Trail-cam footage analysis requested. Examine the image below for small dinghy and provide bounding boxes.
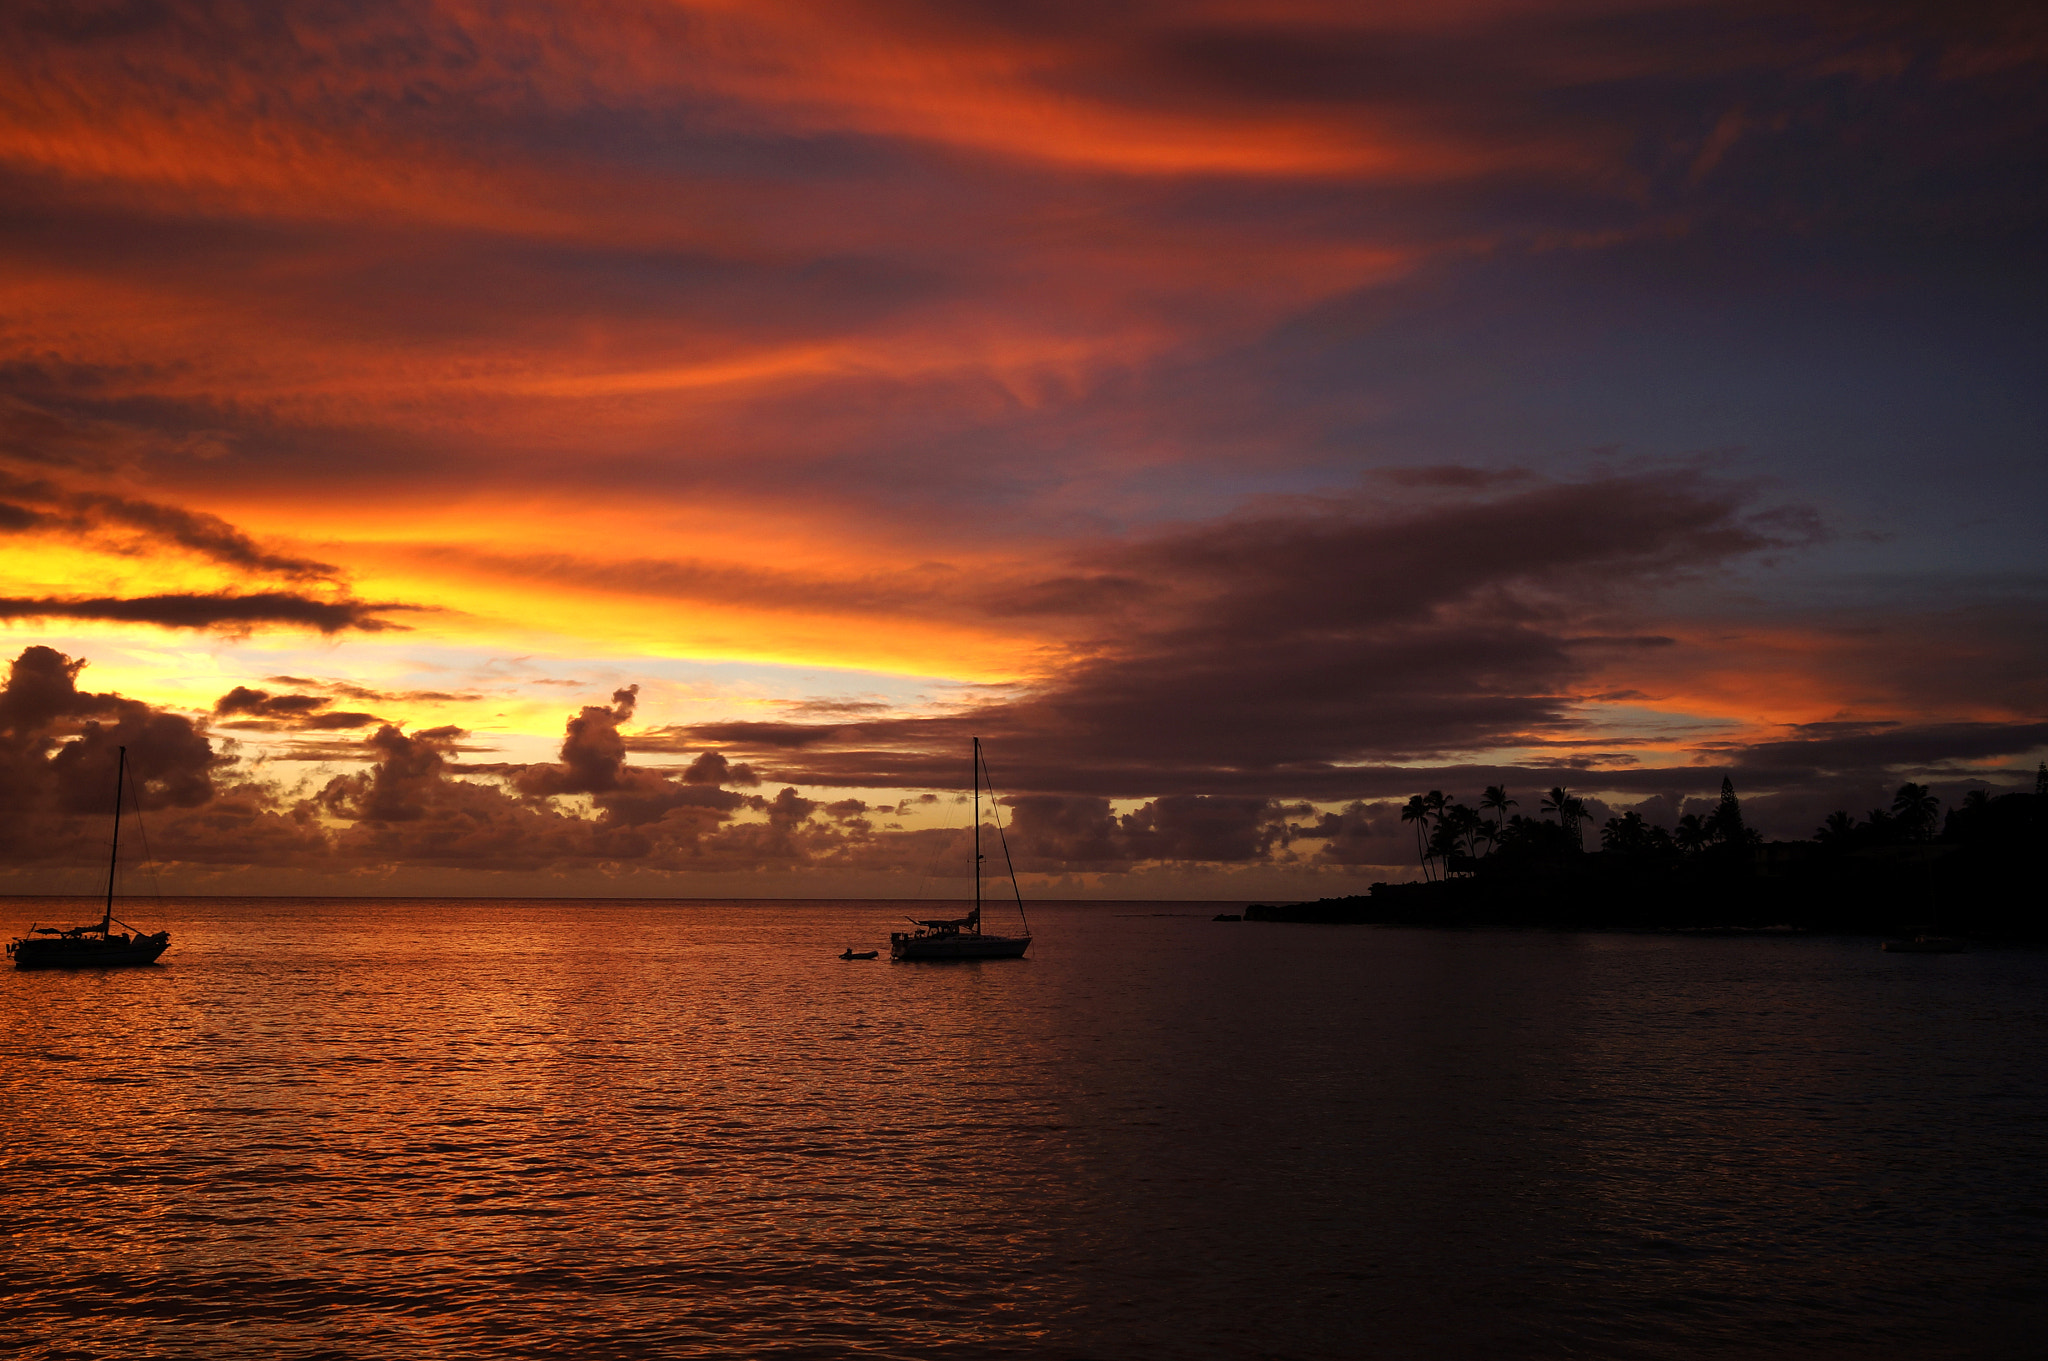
[839,948,879,960]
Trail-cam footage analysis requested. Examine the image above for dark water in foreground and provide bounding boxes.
[3,899,2044,1360]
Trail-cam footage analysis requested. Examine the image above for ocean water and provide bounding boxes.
[3,898,2044,1360]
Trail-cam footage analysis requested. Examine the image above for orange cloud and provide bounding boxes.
[2,0,2040,890]
[1592,611,2048,740]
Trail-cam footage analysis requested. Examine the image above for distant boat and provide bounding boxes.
[8,746,171,970]
[1881,936,1967,954]
[839,948,879,960]
[891,738,1032,962]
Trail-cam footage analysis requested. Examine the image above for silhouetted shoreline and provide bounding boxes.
[1256,776,2046,940]
[1251,796,2042,941]
[1244,837,2042,940]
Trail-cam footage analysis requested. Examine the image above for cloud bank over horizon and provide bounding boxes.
[0,0,2041,892]
[3,624,2040,897]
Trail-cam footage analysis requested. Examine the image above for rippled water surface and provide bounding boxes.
[4,898,2045,1359]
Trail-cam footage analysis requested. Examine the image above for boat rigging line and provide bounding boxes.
[976,740,1029,938]
[117,747,170,931]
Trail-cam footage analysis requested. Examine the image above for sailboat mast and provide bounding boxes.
[102,745,125,935]
[972,737,982,925]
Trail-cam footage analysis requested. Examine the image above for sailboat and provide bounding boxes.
[7,746,172,969]
[890,738,1032,961]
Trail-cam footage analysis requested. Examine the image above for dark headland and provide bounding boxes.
[1245,780,2046,941]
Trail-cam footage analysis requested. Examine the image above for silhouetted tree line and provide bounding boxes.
[1398,776,1756,881]
[1250,763,2048,939]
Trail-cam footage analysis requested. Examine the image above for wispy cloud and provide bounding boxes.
[0,592,418,633]
[0,469,336,579]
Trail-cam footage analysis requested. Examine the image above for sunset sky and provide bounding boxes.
[2,0,2043,896]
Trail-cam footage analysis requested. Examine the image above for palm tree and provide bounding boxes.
[1423,790,1453,875]
[1674,813,1709,854]
[1479,785,1514,852]
[1892,782,1940,841]
[1451,803,1485,859]
[1600,810,1668,856]
[1427,804,1486,876]
[1815,809,1856,848]
[1427,817,1461,875]
[1541,786,1586,848]
[1401,795,1433,882]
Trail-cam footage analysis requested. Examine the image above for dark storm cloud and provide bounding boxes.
[662,721,860,751]
[512,685,752,828]
[754,786,818,827]
[213,684,384,731]
[1718,721,2048,782]
[296,711,380,730]
[0,645,219,857]
[305,716,883,873]
[668,470,1819,792]
[0,645,107,741]
[1000,795,1125,866]
[986,792,1331,869]
[0,592,417,633]
[310,718,1320,876]
[681,750,759,787]
[217,686,329,719]
[516,686,639,797]
[1002,794,1286,868]
[82,491,336,580]
[0,468,337,580]
[319,724,467,824]
[210,686,377,736]
[630,466,2043,839]
[1290,800,1412,868]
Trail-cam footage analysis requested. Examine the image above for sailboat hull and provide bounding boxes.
[891,933,1030,961]
[10,936,169,969]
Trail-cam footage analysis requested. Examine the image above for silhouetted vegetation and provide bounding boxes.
[1246,765,2048,940]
